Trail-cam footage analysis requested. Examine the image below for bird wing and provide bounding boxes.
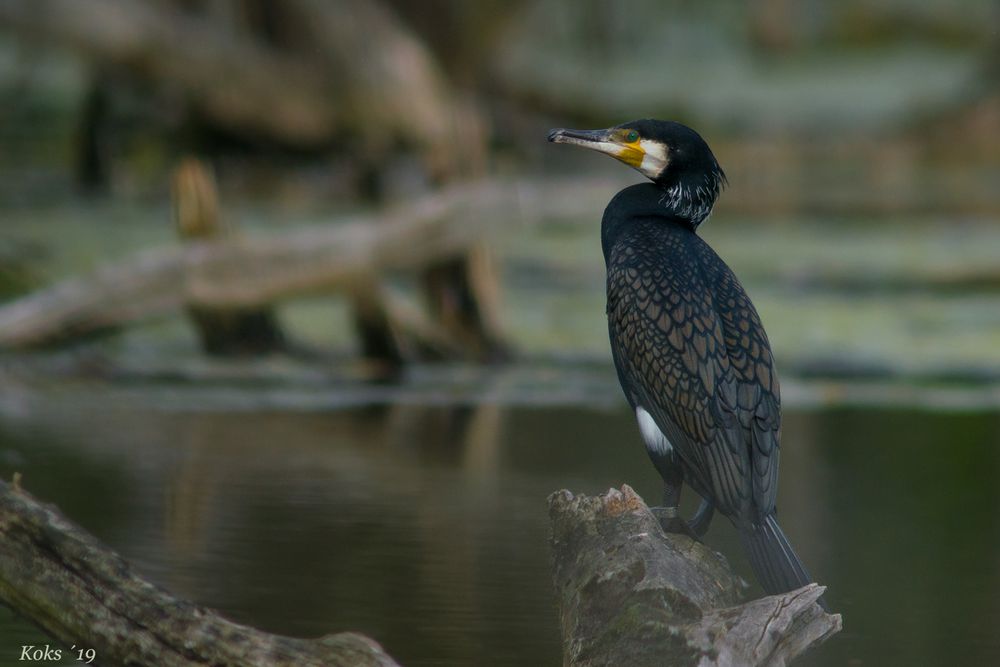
[607,225,780,519]
[698,238,782,516]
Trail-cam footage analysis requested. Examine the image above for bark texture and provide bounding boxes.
[549,486,841,667]
[0,478,400,667]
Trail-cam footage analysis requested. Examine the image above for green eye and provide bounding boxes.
[625,130,639,143]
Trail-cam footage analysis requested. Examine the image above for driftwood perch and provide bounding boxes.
[0,478,401,667]
[549,486,840,667]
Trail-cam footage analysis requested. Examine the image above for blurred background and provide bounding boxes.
[0,1,998,665]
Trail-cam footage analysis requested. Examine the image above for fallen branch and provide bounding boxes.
[0,176,626,350]
[0,478,400,667]
[549,486,840,667]
[0,182,525,349]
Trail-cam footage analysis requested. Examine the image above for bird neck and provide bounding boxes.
[601,182,700,262]
[655,172,720,228]
[611,179,717,226]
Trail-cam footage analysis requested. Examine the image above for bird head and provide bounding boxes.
[548,119,726,227]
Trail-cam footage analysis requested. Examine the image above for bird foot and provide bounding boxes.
[650,506,700,540]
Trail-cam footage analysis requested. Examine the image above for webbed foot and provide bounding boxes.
[650,506,700,540]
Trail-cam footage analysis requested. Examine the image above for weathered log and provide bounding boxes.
[173,158,287,356]
[0,176,624,351]
[549,486,840,667]
[0,182,522,349]
[0,477,401,667]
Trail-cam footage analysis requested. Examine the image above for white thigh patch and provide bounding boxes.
[636,407,672,456]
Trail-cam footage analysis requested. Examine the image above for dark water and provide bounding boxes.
[1,396,998,667]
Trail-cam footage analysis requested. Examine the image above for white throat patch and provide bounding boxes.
[637,139,668,180]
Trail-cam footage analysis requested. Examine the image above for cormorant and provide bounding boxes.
[548,119,821,603]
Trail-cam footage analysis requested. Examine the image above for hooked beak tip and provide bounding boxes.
[547,127,610,147]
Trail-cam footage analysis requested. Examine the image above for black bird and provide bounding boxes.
[549,119,821,602]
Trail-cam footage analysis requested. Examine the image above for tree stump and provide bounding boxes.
[549,485,841,667]
[173,157,287,356]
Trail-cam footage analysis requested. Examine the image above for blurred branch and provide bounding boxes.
[271,0,500,359]
[549,486,841,666]
[0,478,401,667]
[0,0,509,359]
[0,179,547,349]
[282,0,459,169]
[0,0,462,155]
[0,0,340,145]
[172,157,287,356]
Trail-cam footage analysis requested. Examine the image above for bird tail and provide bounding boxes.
[738,514,827,609]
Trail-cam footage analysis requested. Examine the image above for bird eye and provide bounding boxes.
[625,130,639,143]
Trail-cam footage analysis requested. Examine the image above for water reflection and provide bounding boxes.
[0,397,998,666]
